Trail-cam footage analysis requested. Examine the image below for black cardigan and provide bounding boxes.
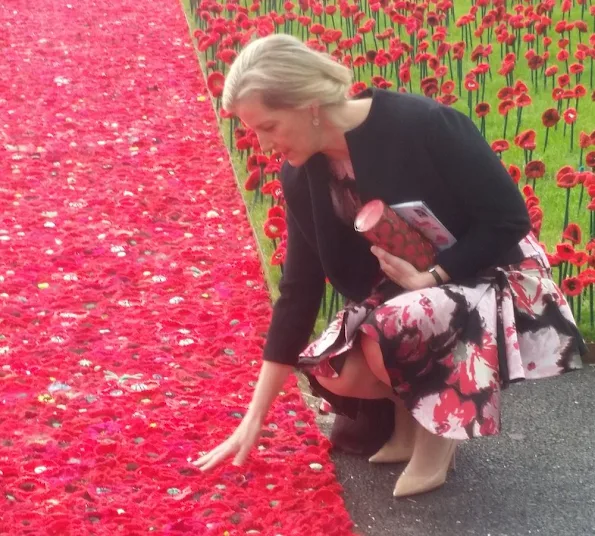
[263,88,531,366]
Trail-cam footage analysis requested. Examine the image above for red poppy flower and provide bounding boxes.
[587,151,595,168]
[525,160,545,179]
[561,277,583,297]
[349,81,368,97]
[557,243,576,261]
[420,77,439,97]
[547,253,561,267]
[235,136,252,151]
[544,65,559,77]
[514,130,537,150]
[498,99,515,116]
[497,60,515,76]
[267,205,285,219]
[464,77,479,91]
[563,223,582,245]
[513,80,528,95]
[437,94,458,106]
[558,73,571,87]
[436,42,451,58]
[516,94,532,107]
[309,23,325,35]
[569,63,584,75]
[563,108,578,124]
[508,164,521,184]
[435,65,449,78]
[557,171,579,189]
[557,50,570,63]
[441,80,455,94]
[571,252,589,267]
[207,71,225,98]
[526,196,540,209]
[261,179,283,200]
[353,55,366,68]
[452,41,466,60]
[552,88,564,101]
[579,132,592,150]
[372,76,393,90]
[244,170,261,191]
[270,245,286,266]
[475,102,491,117]
[427,12,440,27]
[575,85,587,98]
[497,87,514,100]
[398,63,411,84]
[216,48,237,65]
[579,268,595,286]
[491,139,510,153]
[263,217,286,239]
[541,108,560,127]
[522,185,535,197]
[527,55,544,70]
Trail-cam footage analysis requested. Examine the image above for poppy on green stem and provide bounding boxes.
[557,243,576,261]
[491,139,509,154]
[514,129,537,151]
[508,164,521,184]
[561,277,583,297]
[562,223,582,245]
[525,160,545,180]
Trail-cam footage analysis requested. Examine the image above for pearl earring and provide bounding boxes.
[312,117,320,127]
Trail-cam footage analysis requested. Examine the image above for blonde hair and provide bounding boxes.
[222,33,352,112]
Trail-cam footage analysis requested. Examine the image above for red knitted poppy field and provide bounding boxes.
[0,1,354,534]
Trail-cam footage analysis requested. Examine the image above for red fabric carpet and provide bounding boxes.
[0,1,355,534]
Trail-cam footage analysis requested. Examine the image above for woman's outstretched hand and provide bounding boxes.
[193,360,294,472]
[194,414,264,471]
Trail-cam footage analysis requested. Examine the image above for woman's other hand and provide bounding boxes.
[371,246,445,290]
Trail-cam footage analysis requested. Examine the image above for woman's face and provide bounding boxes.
[234,93,321,167]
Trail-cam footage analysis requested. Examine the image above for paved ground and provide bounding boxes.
[313,365,595,536]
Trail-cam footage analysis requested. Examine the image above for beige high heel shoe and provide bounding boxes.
[393,424,460,498]
[368,399,416,464]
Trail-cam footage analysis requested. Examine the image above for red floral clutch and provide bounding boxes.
[354,199,436,272]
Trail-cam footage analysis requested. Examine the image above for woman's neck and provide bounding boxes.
[319,98,373,161]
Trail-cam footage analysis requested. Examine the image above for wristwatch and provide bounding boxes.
[428,266,444,285]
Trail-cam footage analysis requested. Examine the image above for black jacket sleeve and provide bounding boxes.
[427,104,531,280]
[262,204,326,366]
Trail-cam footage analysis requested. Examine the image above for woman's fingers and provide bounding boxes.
[194,440,236,471]
[232,441,253,467]
[200,446,233,471]
[379,260,399,280]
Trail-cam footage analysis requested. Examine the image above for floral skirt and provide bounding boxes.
[298,235,586,440]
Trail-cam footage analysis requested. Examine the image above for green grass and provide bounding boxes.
[181,0,595,339]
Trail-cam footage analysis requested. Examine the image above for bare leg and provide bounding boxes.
[315,343,397,401]
[360,334,417,463]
